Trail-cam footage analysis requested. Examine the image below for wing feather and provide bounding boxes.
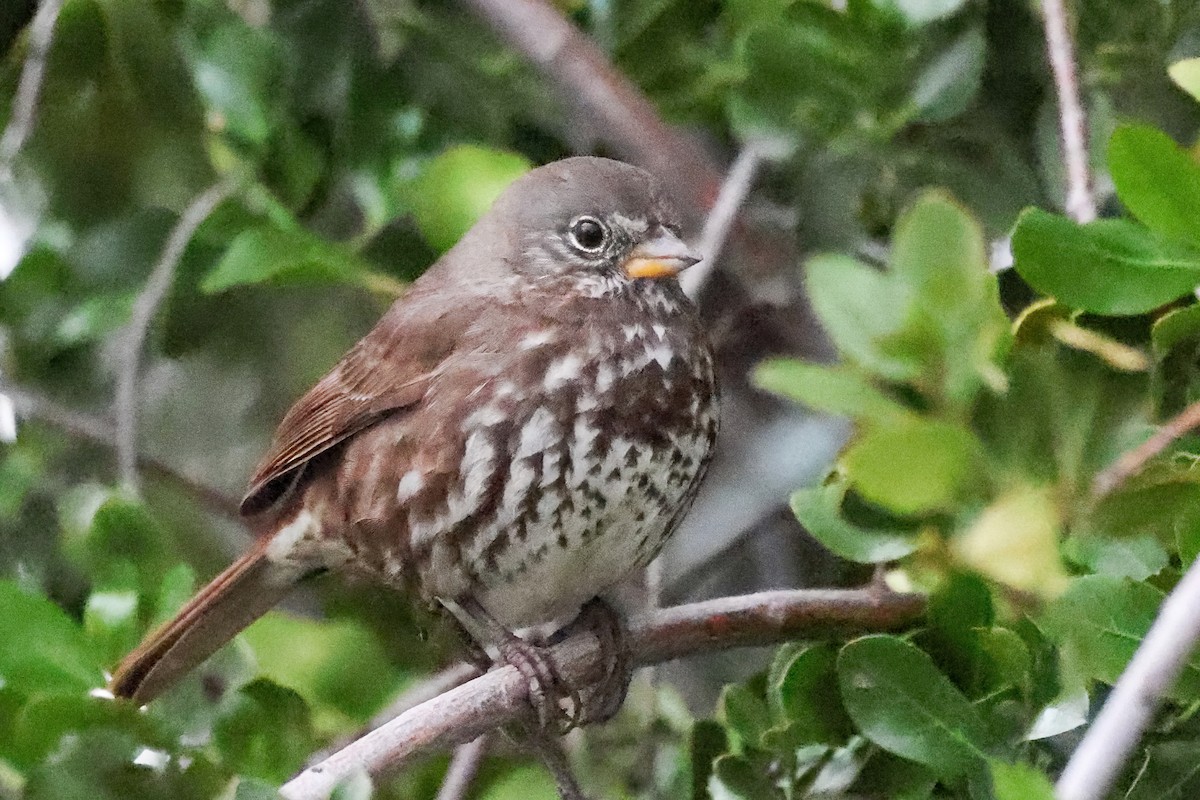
[239,284,479,515]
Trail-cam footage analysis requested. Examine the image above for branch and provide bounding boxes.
[280,587,925,800]
[434,735,490,800]
[1041,0,1096,224]
[0,0,64,182]
[1,381,241,519]
[1056,557,1200,800]
[681,144,766,300]
[1091,399,1200,498]
[115,176,239,490]
[458,0,721,210]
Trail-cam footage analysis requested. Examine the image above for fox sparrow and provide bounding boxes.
[110,157,719,727]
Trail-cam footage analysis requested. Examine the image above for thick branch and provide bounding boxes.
[281,587,925,800]
[115,176,238,490]
[1041,0,1096,223]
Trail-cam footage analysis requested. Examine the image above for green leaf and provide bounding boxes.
[234,779,282,800]
[953,485,1069,597]
[766,643,851,744]
[190,23,281,148]
[407,145,531,252]
[83,587,140,666]
[690,720,728,800]
[1152,304,1200,355]
[241,612,404,724]
[709,754,778,800]
[1125,740,1200,800]
[75,494,171,595]
[718,683,770,753]
[1011,209,1200,315]
[843,419,979,515]
[990,759,1055,800]
[202,226,371,293]
[213,679,316,784]
[892,191,989,306]
[806,254,921,382]
[1108,125,1200,247]
[1041,576,1200,700]
[753,359,911,424]
[837,635,992,779]
[0,581,102,694]
[1063,534,1168,580]
[790,480,917,563]
[910,28,985,123]
[479,765,559,800]
[1169,57,1200,104]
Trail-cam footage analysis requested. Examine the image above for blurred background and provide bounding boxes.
[2,1,1200,798]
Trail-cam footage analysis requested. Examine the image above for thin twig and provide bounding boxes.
[115,176,239,491]
[434,735,491,800]
[1092,399,1200,498]
[681,145,765,300]
[280,587,925,800]
[0,0,64,182]
[1,381,242,518]
[1056,558,1200,800]
[1041,0,1096,224]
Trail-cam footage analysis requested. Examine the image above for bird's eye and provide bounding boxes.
[568,216,608,253]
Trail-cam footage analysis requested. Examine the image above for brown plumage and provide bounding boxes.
[111,157,719,706]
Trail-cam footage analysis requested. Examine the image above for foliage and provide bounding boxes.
[3,0,1200,799]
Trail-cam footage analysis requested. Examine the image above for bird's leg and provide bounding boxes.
[446,596,582,734]
[549,597,632,725]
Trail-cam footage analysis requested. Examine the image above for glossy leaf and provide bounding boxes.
[838,635,993,778]
[790,480,917,563]
[842,418,979,515]
[1042,576,1200,700]
[1011,210,1200,315]
[1108,125,1200,247]
[407,145,531,252]
[0,581,102,694]
[753,359,911,424]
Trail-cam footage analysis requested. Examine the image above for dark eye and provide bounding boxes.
[568,216,608,253]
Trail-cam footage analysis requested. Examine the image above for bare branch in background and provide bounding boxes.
[1041,0,1097,224]
[1,381,242,518]
[280,587,926,800]
[682,144,766,299]
[459,0,721,211]
[115,176,240,490]
[434,735,491,800]
[1056,560,1200,800]
[0,0,64,182]
[1092,399,1200,498]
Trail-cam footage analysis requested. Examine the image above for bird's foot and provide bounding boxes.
[550,597,632,726]
[448,596,582,735]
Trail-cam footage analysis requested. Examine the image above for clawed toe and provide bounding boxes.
[499,636,582,734]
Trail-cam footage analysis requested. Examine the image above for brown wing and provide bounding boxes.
[239,284,481,516]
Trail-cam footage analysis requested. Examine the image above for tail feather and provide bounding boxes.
[110,546,301,703]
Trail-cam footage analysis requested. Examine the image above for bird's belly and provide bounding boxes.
[466,436,699,628]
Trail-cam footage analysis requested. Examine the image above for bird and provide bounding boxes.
[110,156,720,726]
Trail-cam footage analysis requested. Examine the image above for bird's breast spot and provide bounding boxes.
[514,406,560,458]
[543,354,584,390]
[520,330,557,350]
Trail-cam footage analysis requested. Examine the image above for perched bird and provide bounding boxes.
[111,157,719,725]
